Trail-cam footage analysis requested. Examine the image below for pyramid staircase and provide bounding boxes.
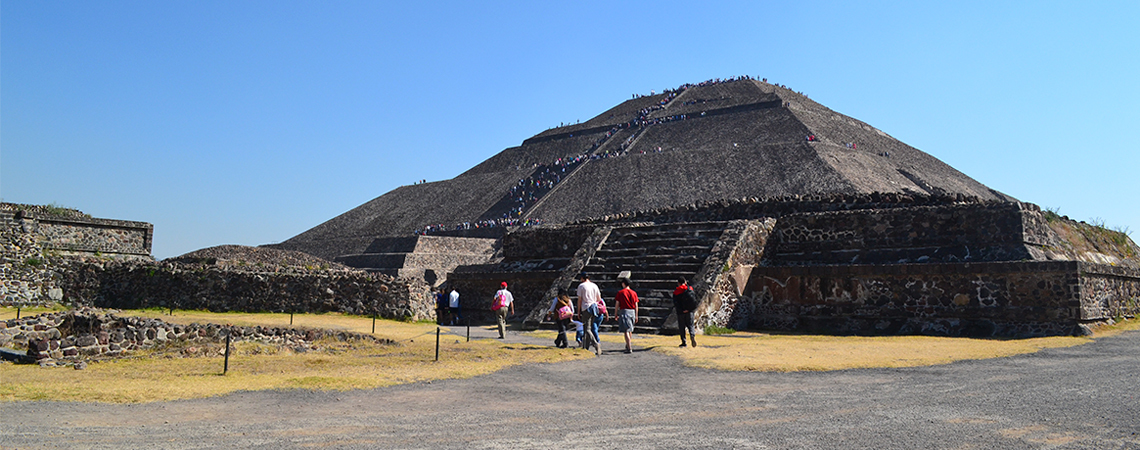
[538,221,729,334]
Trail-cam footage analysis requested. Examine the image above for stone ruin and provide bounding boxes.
[268,77,1139,337]
[1,203,436,322]
[1,308,395,367]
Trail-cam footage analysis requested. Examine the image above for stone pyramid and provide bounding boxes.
[275,78,1013,261]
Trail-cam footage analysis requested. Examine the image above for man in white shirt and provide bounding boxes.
[575,272,602,355]
[448,289,461,325]
[494,282,514,339]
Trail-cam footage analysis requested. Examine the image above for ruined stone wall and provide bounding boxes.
[0,204,153,258]
[502,224,595,259]
[2,212,62,305]
[764,203,1039,265]
[731,261,1139,337]
[695,219,776,331]
[3,309,393,366]
[33,217,152,257]
[48,259,434,321]
[1079,265,1140,321]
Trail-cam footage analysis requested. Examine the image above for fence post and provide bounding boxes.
[223,329,232,375]
[372,315,376,334]
[435,327,440,361]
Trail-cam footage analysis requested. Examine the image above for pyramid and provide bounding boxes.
[274,78,1012,261]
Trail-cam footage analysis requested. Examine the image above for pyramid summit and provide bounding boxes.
[276,77,1012,261]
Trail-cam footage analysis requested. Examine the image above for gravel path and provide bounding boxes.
[3,328,1138,449]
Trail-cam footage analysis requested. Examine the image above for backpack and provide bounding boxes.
[676,287,698,311]
[557,305,574,320]
[491,292,505,311]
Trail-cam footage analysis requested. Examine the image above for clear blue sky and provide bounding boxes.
[3,1,1137,259]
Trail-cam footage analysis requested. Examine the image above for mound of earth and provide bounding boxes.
[168,245,354,271]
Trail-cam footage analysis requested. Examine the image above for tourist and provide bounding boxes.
[575,272,602,355]
[549,287,574,348]
[434,287,448,325]
[493,282,514,339]
[448,288,461,325]
[672,277,698,347]
[614,278,639,354]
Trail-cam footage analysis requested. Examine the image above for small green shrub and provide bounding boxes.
[23,257,43,267]
[704,325,736,335]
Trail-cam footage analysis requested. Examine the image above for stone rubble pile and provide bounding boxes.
[0,308,394,367]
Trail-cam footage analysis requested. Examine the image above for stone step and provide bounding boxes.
[591,253,707,263]
[610,222,729,235]
[606,235,720,250]
[585,260,704,272]
[581,270,697,281]
[592,246,713,258]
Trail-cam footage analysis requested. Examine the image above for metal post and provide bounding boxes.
[223,330,231,375]
[435,327,440,361]
[289,311,294,326]
[372,315,376,334]
[15,306,20,320]
[466,316,470,342]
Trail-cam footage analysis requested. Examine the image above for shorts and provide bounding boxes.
[617,309,636,332]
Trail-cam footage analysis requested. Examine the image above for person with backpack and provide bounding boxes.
[673,277,698,347]
[492,282,514,339]
[548,287,574,348]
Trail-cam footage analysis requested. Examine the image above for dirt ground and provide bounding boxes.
[3,326,1138,449]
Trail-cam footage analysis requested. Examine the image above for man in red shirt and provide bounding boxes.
[614,278,639,354]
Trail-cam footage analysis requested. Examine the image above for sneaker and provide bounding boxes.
[679,342,687,348]
[624,348,632,354]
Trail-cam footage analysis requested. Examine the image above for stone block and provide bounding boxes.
[76,335,97,347]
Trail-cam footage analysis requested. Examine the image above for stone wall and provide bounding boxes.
[764,203,1041,265]
[446,271,561,324]
[34,217,152,257]
[501,224,596,260]
[3,309,394,366]
[692,219,776,331]
[1080,265,1140,321]
[727,261,1140,337]
[50,259,434,321]
[1,204,153,258]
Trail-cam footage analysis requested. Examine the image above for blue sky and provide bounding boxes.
[3,1,1137,259]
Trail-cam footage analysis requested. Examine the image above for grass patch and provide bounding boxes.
[704,325,736,335]
[0,304,69,320]
[633,324,1139,372]
[0,310,592,403]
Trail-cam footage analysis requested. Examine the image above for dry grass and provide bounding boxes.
[0,304,69,321]
[0,309,591,403]
[3,308,1136,403]
[534,319,1139,372]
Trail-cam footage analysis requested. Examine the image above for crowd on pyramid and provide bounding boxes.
[413,76,819,236]
[414,217,545,235]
